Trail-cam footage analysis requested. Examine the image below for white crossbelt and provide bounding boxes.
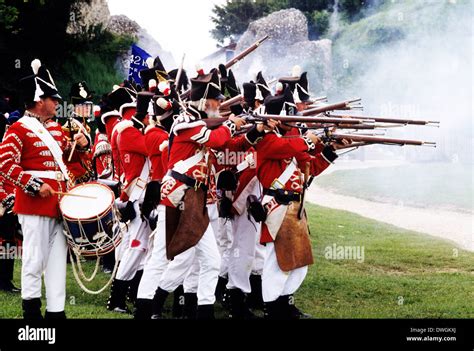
[24,170,66,181]
[172,149,205,174]
[19,116,70,180]
[262,157,298,205]
[125,160,151,202]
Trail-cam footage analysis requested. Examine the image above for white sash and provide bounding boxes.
[262,158,297,205]
[272,158,297,190]
[125,160,151,202]
[19,116,69,180]
[172,149,205,174]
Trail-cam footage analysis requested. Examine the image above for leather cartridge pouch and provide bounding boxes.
[274,202,313,272]
[165,187,209,260]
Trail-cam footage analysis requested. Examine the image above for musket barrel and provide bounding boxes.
[328,114,440,126]
[225,35,269,69]
[301,100,361,116]
[330,133,434,146]
[180,36,269,101]
[220,94,243,110]
[253,114,364,124]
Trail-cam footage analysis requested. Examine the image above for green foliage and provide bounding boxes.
[311,9,331,38]
[0,3,19,32]
[210,0,273,43]
[211,0,371,42]
[0,0,133,109]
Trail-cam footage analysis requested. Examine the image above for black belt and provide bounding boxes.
[263,188,301,205]
[168,170,207,191]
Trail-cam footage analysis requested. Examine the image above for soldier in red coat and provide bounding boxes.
[255,83,352,319]
[0,59,88,319]
[64,81,95,185]
[106,92,155,313]
[134,90,178,320]
[149,69,246,320]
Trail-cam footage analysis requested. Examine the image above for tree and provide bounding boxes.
[210,0,273,44]
[211,0,372,43]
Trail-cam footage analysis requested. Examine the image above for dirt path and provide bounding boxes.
[307,161,473,252]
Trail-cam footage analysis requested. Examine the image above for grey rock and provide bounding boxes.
[234,9,332,94]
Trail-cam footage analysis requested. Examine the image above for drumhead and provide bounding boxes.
[60,182,114,220]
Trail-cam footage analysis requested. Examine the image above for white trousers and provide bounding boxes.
[252,234,266,275]
[215,216,233,277]
[137,205,169,299]
[116,200,152,281]
[226,210,261,293]
[159,204,221,305]
[262,242,308,302]
[19,214,67,312]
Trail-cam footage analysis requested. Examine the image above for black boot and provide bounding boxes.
[215,276,227,303]
[22,298,43,320]
[0,279,20,293]
[0,258,19,293]
[172,285,184,318]
[247,274,263,310]
[196,304,215,320]
[107,279,130,313]
[283,294,312,319]
[134,298,153,320]
[45,311,66,319]
[127,270,143,304]
[264,297,288,320]
[183,293,198,320]
[151,288,169,319]
[228,288,258,320]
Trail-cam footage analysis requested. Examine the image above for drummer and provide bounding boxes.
[0,59,89,319]
[65,81,94,185]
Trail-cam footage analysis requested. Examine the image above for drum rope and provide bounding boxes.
[69,247,119,295]
[73,250,101,282]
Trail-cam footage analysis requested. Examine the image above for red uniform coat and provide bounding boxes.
[116,121,148,201]
[160,121,235,208]
[255,131,336,243]
[0,118,84,218]
[145,126,169,181]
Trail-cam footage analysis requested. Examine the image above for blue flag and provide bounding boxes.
[129,44,151,85]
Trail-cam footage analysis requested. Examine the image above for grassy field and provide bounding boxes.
[315,163,473,213]
[1,204,473,319]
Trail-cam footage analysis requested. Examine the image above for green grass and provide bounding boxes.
[315,163,473,213]
[1,204,473,319]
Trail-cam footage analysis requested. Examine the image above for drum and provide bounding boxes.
[60,182,122,257]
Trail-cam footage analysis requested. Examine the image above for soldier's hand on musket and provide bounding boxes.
[305,131,322,145]
[229,116,246,130]
[39,183,55,198]
[73,132,88,148]
[258,118,278,132]
[331,138,352,150]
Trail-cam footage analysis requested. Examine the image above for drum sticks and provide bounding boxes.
[54,191,97,199]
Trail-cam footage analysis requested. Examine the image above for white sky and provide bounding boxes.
[108,0,226,65]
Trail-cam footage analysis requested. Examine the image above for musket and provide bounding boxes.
[224,35,269,69]
[305,96,329,106]
[220,94,243,110]
[284,122,405,130]
[174,53,186,95]
[180,36,270,100]
[219,77,278,112]
[327,114,440,127]
[203,114,365,129]
[324,132,437,147]
[301,98,363,116]
[252,114,364,125]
